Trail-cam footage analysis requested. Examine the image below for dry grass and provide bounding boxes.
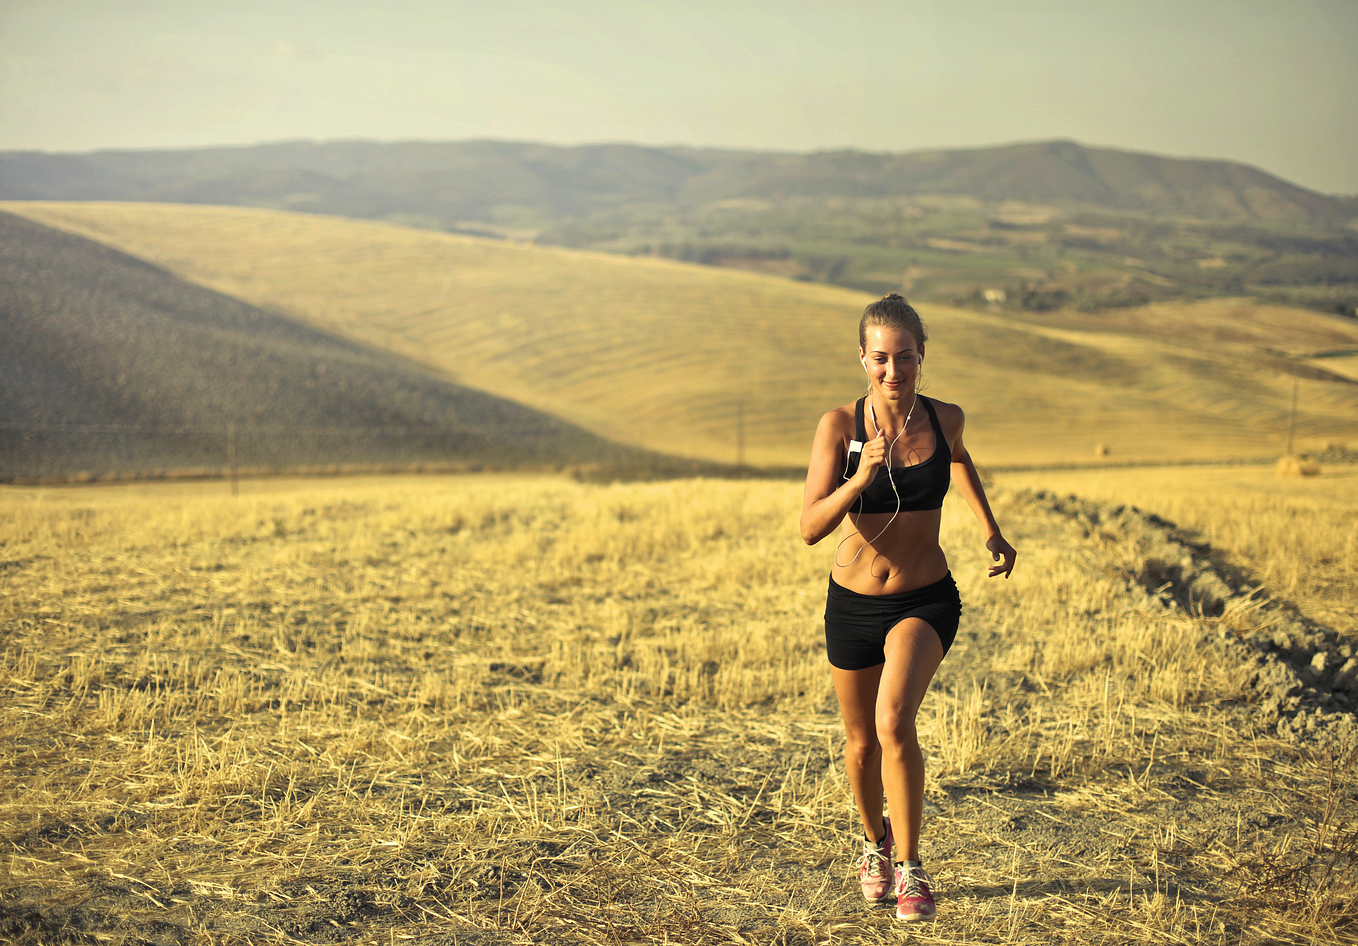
[8,202,1358,468]
[3,474,1356,944]
[996,463,1358,639]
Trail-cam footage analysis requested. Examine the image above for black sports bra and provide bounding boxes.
[841,396,951,514]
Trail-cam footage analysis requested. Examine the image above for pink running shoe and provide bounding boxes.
[858,817,894,901]
[894,862,937,921]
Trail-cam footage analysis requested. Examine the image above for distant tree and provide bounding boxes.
[1019,284,1070,312]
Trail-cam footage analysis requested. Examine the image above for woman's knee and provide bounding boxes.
[843,728,880,766]
[875,709,920,753]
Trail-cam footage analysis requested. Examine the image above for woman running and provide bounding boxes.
[800,293,1016,921]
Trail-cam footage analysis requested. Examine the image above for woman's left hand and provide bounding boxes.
[986,534,1017,578]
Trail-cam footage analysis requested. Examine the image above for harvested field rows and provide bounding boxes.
[1,475,1355,944]
[996,464,1358,639]
[10,202,1358,467]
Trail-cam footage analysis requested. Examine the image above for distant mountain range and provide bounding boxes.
[2,139,1354,227]
[0,211,683,481]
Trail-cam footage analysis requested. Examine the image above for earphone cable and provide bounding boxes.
[833,392,914,568]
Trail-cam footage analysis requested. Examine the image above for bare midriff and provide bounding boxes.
[831,507,948,595]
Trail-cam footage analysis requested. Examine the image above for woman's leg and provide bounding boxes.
[876,618,945,862]
[830,662,887,841]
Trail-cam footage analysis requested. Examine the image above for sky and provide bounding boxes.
[2,0,1356,194]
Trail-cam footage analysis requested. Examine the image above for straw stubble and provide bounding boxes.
[0,474,1353,944]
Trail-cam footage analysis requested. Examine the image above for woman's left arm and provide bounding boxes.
[943,403,1016,578]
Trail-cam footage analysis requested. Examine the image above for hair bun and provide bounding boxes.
[860,292,927,348]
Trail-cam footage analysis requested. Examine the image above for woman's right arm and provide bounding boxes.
[800,412,884,545]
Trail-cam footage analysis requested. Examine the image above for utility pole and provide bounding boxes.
[736,401,745,468]
[228,422,239,496]
[1286,375,1299,455]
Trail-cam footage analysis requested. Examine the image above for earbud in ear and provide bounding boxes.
[861,359,868,373]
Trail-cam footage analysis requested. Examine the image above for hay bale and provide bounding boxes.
[1093,443,1110,458]
[1276,454,1321,477]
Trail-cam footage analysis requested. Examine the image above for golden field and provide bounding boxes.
[3,199,1357,943]
[2,470,1354,944]
[995,464,1358,638]
[7,201,1358,469]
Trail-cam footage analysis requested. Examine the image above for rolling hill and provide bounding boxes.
[8,201,1357,470]
[0,210,668,481]
[2,139,1352,224]
[5,139,1354,318]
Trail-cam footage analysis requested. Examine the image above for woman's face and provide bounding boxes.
[859,325,923,401]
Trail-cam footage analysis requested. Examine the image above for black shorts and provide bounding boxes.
[824,573,962,671]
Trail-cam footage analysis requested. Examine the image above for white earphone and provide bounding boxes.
[833,393,916,568]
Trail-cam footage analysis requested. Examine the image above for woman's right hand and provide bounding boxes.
[853,429,889,484]
[801,409,887,546]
